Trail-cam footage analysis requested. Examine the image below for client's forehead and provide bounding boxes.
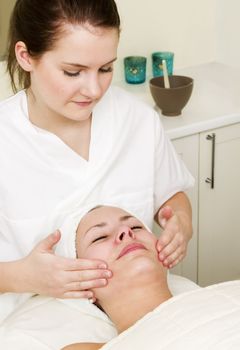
[84,206,132,225]
[78,206,137,237]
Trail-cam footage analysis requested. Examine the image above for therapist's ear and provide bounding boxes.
[15,41,34,72]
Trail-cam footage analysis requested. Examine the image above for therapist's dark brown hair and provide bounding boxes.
[7,0,121,92]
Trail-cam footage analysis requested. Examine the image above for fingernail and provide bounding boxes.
[100,279,107,286]
[87,291,93,298]
[98,263,107,269]
[103,270,112,278]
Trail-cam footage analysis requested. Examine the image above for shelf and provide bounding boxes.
[114,62,240,139]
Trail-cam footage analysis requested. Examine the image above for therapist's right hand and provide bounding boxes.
[19,230,112,299]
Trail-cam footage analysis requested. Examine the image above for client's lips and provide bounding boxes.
[117,243,146,259]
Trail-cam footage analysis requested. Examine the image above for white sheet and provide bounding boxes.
[101,280,240,350]
[0,275,199,349]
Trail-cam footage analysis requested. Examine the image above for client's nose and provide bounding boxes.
[116,226,135,242]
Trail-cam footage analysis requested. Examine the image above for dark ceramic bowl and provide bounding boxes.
[149,75,194,116]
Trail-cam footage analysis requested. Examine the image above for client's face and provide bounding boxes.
[76,206,158,265]
[76,206,166,308]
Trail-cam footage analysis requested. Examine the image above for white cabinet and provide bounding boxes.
[171,134,199,283]
[171,123,240,286]
[198,123,240,286]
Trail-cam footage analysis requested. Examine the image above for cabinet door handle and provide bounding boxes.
[205,133,216,189]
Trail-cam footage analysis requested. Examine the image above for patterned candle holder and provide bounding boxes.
[124,56,147,84]
[152,51,174,77]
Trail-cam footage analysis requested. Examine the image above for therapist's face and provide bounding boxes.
[76,206,159,266]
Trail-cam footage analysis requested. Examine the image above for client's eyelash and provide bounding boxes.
[131,226,143,230]
[92,235,107,243]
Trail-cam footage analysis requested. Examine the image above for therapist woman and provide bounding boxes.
[0,0,193,309]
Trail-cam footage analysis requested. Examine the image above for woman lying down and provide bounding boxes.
[61,205,240,350]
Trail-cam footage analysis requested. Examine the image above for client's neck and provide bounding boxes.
[100,271,172,333]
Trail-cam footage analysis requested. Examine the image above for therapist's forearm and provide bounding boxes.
[157,191,193,239]
[0,260,23,293]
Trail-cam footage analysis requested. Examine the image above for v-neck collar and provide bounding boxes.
[19,89,114,172]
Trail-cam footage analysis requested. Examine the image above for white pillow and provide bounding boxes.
[1,296,117,350]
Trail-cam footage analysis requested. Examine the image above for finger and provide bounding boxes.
[158,206,174,228]
[62,290,95,299]
[66,278,108,292]
[158,238,180,261]
[63,258,109,271]
[36,230,61,253]
[157,229,175,252]
[66,269,112,283]
[159,231,184,258]
[168,253,185,269]
[163,248,186,267]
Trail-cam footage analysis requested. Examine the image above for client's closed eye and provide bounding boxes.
[131,226,143,231]
[92,235,108,243]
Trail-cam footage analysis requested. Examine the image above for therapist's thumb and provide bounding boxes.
[158,206,174,228]
[36,230,61,253]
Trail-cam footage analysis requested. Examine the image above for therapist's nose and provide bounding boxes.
[81,73,102,100]
[116,226,135,243]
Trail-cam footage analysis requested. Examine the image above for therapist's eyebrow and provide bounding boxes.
[84,215,134,237]
[62,57,117,68]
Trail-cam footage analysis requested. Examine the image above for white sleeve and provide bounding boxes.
[153,112,194,213]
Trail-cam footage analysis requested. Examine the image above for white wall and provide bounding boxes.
[114,0,217,81]
[216,0,240,68]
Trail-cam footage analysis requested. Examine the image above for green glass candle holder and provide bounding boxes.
[124,56,147,84]
[152,51,174,77]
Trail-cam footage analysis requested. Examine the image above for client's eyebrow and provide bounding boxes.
[84,215,134,237]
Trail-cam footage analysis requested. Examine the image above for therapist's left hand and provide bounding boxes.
[156,206,191,268]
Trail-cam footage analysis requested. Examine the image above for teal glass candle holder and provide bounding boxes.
[124,56,147,84]
[152,52,174,77]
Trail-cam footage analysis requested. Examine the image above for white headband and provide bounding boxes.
[54,202,152,259]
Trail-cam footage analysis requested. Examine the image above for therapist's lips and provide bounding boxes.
[73,100,93,107]
[117,243,146,259]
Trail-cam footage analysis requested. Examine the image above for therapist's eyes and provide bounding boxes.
[63,70,80,77]
[99,66,113,73]
[63,66,113,78]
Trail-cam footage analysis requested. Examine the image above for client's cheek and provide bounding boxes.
[85,247,109,261]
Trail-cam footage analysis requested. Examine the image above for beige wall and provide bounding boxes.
[217,0,240,68]
[0,0,16,59]
[114,0,217,81]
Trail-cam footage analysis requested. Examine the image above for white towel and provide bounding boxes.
[54,201,153,259]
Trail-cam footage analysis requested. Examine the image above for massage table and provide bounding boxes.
[2,277,240,349]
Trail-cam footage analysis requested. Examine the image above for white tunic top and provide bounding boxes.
[0,85,193,258]
[0,86,194,320]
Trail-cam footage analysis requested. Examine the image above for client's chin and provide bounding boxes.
[98,252,166,300]
[95,252,170,330]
